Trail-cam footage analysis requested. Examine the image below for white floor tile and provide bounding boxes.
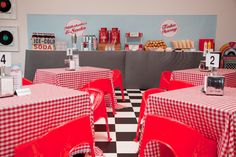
[130,99,142,103]
[133,107,140,112]
[116,141,139,153]
[103,153,118,157]
[115,124,137,132]
[94,132,116,142]
[114,112,136,118]
[95,118,115,124]
[128,93,142,96]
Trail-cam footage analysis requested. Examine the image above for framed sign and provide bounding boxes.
[0,26,18,51]
[0,0,16,19]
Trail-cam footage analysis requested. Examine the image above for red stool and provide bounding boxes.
[139,115,217,157]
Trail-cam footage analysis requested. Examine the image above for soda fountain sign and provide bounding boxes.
[160,19,178,38]
[64,18,87,37]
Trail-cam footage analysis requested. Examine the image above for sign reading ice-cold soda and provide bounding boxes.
[31,32,55,50]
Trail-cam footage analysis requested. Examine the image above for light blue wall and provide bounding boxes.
[27,14,217,50]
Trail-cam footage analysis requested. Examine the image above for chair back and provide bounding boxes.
[22,78,33,86]
[168,80,194,91]
[81,78,116,115]
[81,88,105,120]
[112,69,122,86]
[139,115,217,157]
[80,87,112,141]
[134,88,164,142]
[15,116,95,157]
[159,71,172,90]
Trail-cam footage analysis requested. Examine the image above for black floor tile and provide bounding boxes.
[115,118,137,124]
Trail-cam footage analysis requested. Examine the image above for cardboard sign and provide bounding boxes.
[16,88,31,96]
[160,19,178,38]
[64,18,87,37]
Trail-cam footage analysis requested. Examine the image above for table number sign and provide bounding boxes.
[206,53,220,68]
[0,52,11,67]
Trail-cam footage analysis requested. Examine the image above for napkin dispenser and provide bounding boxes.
[204,75,225,96]
[0,76,14,98]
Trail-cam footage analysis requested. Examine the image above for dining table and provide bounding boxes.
[172,68,236,88]
[0,84,102,157]
[33,66,117,108]
[141,86,236,157]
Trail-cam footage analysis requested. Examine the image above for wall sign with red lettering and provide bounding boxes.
[64,18,87,37]
[31,32,55,50]
[160,19,178,38]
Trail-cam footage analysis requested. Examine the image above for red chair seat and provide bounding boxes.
[139,115,217,157]
[15,116,95,157]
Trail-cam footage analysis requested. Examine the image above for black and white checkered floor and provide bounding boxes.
[76,89,144,157]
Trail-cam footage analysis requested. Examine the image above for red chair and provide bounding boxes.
[22,77,33,86]
[15,116,95,157]
[81,88,112,142]
[112,69,125,101]
[134,88,164,142]
[159,71,172,91]
[139,115,217,157]
[81,78,116,115]
[168,80,194,91]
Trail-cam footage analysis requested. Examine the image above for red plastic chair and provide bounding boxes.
[112,69,125,101]
[168,80,194,91]
[81,78,116,115]
[15,116,95,157]
[134,88,164,142]
[159,71,172,91]
[81,88,112,142]
[22,77,33,86]
[139,115,217,157]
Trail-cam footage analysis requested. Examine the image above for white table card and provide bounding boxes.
[16,88,31,96]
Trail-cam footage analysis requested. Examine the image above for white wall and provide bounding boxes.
[1,0,236,73]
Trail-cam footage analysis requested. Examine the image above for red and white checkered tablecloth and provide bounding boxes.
[0,84,102,157]
[33,66,117,107]
[172,68,236,88]
[140,86,236,157]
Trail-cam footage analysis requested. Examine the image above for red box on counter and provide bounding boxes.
[199,38,215,51]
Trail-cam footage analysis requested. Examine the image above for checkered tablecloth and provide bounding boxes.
[172,68,236,88]
[140,86,236,157]
[33,66,117,107]
[0,84,102,157]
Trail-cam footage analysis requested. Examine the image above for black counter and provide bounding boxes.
[25,50,203,89]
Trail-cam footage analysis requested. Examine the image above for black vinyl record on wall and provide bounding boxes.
[0,30,14,45]
[0,0,11,13]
